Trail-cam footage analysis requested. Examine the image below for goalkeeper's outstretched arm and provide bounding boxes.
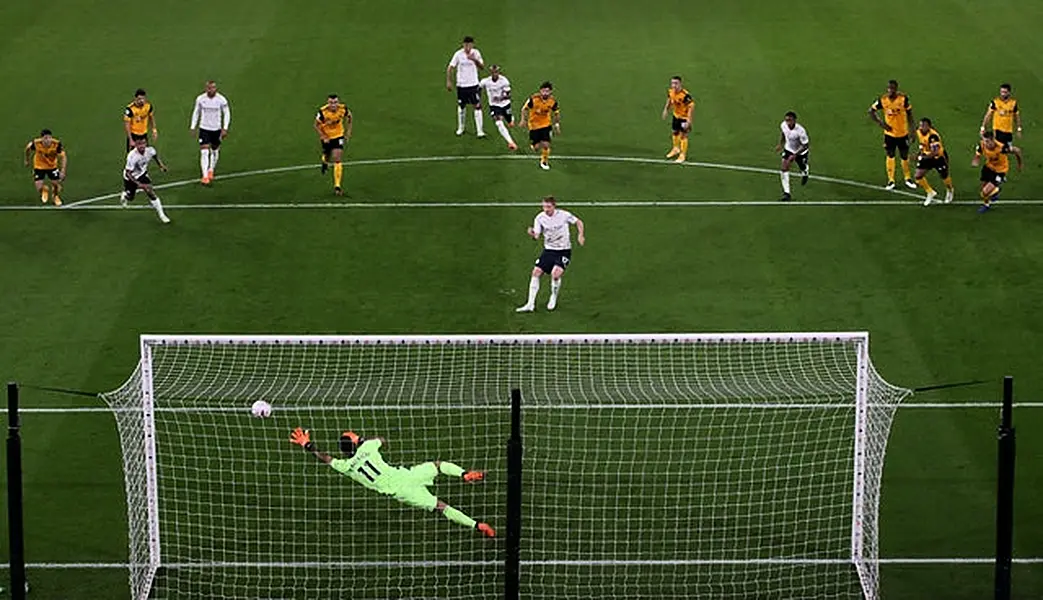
[290,427,332,464]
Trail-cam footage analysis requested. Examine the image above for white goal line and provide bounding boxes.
[3,402,1041,414]
[4,558,1042,570]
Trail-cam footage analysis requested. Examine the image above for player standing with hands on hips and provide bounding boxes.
[517,196,585,313]
[190,80,231,185]
[446,36,485,138]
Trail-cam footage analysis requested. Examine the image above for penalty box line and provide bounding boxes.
[4,557,1043,569]
[3,402,1043,414]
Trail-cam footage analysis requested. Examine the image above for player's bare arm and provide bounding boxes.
[313,116,327,142]
[152,152,168,173]
[575,218,586,246]
[1011,145,1024,171]
[58,150,68,180]
[683,103,694,130]
[1016,111,1023,137]
[445,65,455,91]
[552,110,561,134]
[518,104,529,129]
[465,49,484,71]
[345,110,353,140]
[23,142,33,167]
[124,118,134,143]
[867,106,891,132]
[661,98,672,120]
[980,106,994,133]
[905,108,915,141]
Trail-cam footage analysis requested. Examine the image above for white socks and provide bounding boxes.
[210,148,220,173]
[496,120,514,144]
[200,149,209,177]
[525,276,540,306]
[781,171,791,194]
[474,109,484,135]
[550,278,561,298]
[149,197,170,223]
[457,107,466,132]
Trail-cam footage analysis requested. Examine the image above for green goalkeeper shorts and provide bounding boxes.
[392,462,439,511]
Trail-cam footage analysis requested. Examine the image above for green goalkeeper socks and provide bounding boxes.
[438,461,465,477]
[442,506,477,529]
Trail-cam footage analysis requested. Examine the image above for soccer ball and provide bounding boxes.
[251,400,273,418]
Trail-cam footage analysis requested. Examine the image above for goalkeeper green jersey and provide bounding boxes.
[330,439,403,494]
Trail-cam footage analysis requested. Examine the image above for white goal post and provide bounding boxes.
[102,332,910,599]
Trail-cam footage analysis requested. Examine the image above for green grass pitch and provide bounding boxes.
[1,0,1043,597]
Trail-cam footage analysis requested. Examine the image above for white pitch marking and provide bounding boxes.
[3,557,1042,569]
[0,153,948,211]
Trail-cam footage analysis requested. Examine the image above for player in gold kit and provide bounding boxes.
[314,94,352,195]
[24,129,67,206]
[913,118,954,206]
[868,80,917,191]
[520,82,560,171]
[661,76,694,164]
[980,83,1022,149]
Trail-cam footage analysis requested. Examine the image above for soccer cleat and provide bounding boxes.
[455,128,465,136]
[476,522,496,538]
[884,181,896,191]
[477,131,486,138]
[978,203,992,213]
[539,161,550,171]
[53,195,62,207]
[944,189,954,204]
[463,470,485,482]
[40,192,48,204]
[120,192,129,207]
[547,295,558,311]
[334,186,343,196]
[904,179,918,189]
[321,162,328,175]
[923,190,937,206]
[674,153,686,164]
[666,147,681,159]
[801,171,809,186]
[515,304,535,313]
[779,193,792,202]
[159,213,171,224]
[508,141,518,151]
[201,175,211,185]
[207,170,215,182]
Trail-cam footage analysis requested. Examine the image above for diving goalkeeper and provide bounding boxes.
[290,427,496,537]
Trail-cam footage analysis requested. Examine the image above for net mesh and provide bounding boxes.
[102,334,909,600]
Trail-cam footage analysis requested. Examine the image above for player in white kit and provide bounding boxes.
[775,111,810,201]
[445,36,485,138]
[120,138,171,223]
[190,80,231,185]
[479,65,517,150]
[516,197,586,313]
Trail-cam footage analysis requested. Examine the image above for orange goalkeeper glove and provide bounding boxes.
[290,427,315,451]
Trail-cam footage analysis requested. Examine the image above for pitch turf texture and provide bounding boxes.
[1,0,1042,597]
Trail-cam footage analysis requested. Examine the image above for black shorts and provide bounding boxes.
[456,85,480,107]
[490,104,513,123]
[995,130,1014,148]
[883,134,910,156]
[122,174,152,198]
[33,168,61,181]
[198,128,222,149]
[529,126,552,145]
[127,132,148,151]
[671,116,690,134]
[535,249,572,273]
[980,167,1006,186]
[916,153,949,178]
[322,136,345,154]
[782,150,810,170]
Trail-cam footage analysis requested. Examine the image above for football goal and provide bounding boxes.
[102,333,910,599]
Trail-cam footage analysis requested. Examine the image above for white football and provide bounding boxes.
[251,400,273,418]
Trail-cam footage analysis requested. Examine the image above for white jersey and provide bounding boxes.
[479,75,512,107]
[781,122,810,154]
[124,147,157,180]
[448,48,483,87]
[190,92,231,131]
[533,209,578,251]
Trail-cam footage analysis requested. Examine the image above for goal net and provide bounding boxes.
[102,333,909,600]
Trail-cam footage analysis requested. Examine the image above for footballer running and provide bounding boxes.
[516,196,585,312]
[24,129,67,206]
